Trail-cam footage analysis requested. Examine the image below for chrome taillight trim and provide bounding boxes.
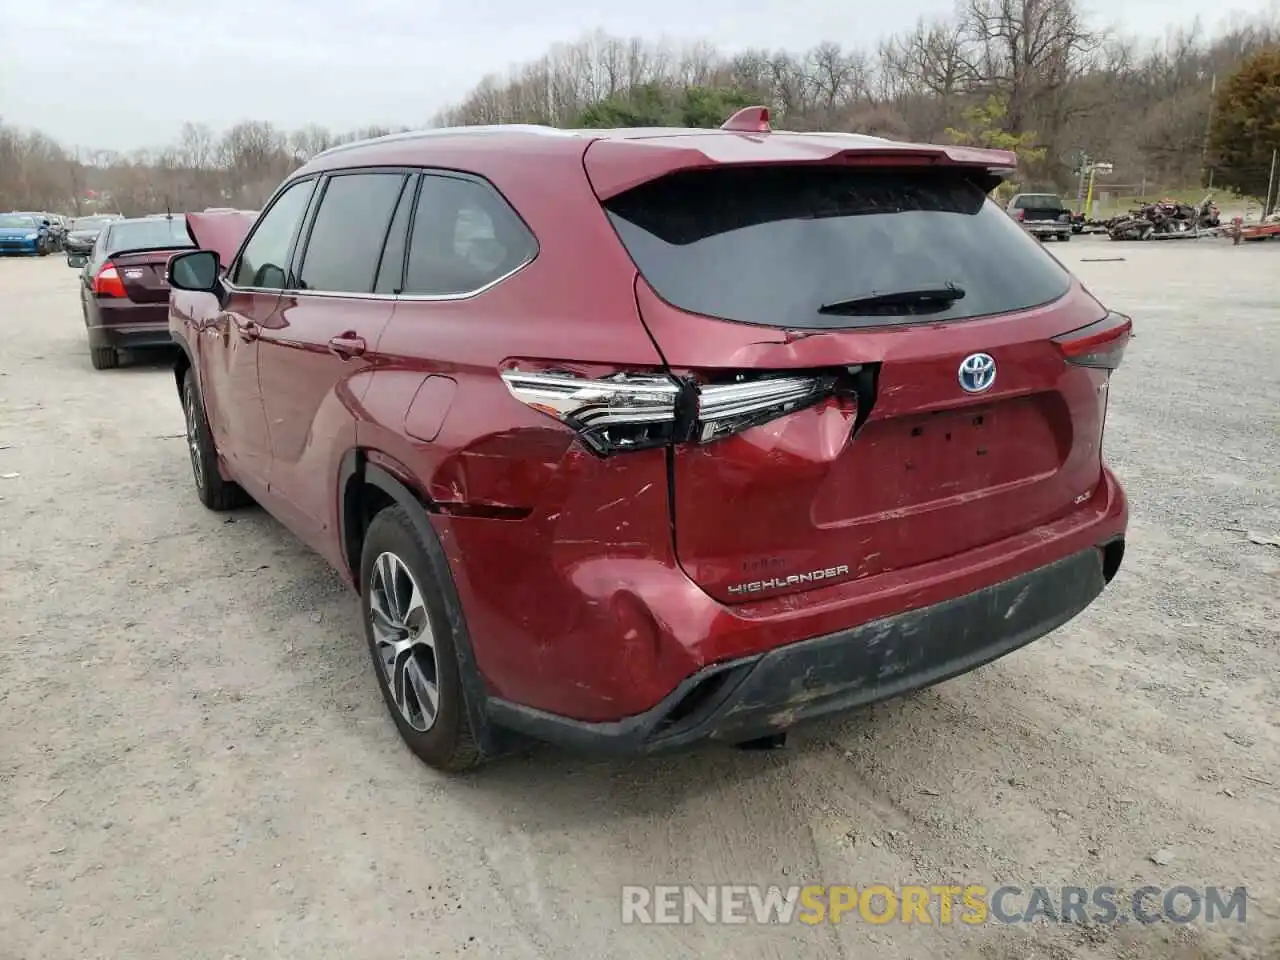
[697,377,824,421]
[500,370,680,427]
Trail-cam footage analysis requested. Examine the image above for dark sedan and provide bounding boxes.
[71,215,195,369]
[63,214,123,260]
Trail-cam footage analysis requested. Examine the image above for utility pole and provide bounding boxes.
[1201,73,1217,190]
[1074,151,1090,214]
[1266,148,1278,219]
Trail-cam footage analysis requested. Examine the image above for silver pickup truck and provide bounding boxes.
[1005,193,1073,242]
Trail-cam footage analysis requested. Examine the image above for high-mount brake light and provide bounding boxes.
[93,264,126,298]
[500,369,839,456]
[1052,310,1132,370]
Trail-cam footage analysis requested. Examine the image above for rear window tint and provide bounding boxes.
[1012,194,1064,208]
[604,167,1071,330]
[105,217,194,254]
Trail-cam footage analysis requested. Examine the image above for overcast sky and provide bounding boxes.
[1,0,1274,151]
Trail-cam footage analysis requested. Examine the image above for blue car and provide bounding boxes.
[0,213,52,256]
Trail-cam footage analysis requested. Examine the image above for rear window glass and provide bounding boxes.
[604,167,1071,329]
[105,217,194,254]
[1012,194,1064,208]
[69,217,114,231]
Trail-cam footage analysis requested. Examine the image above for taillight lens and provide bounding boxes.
[93,264,126,298]
[500,369,839,456]
[1013,208,1025,220]
[499,370,680,455]
[692,375,836,443]
[1052,310,1132,370]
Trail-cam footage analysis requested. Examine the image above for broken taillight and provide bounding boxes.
[500,369,842,456]
[1052,310,1133,370]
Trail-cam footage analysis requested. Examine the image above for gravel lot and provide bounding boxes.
[1,241,1277,960]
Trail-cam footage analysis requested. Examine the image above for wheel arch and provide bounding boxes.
[337,447,498,753]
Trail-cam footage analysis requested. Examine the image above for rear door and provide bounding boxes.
[256,169,409,561]
[596,162,1112,604]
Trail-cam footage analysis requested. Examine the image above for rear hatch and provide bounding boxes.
[588,146,1117,604]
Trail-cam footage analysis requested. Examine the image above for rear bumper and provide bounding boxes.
[88,300,172,350]
[1023,221,1071,235]
[487,539,1121,753]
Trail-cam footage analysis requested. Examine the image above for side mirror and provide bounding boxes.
[168,250,221,292]
[66,254,88,268]
[41,219,51,227]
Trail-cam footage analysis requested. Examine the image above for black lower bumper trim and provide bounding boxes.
[487,543,1115,754]
[88,327,175,350]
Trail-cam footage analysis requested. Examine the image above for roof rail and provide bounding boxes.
[311,124,579,161]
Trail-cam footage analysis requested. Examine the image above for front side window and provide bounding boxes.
[297,172,406,294]
[232,178,315,289]
[403,175,536,296]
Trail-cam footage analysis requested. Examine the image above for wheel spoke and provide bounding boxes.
[368,550,440,733]
[403,656,438,730]
[378,553,402,618]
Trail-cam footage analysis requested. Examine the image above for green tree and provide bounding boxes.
[575,84,758,129]
[1207,48,1280,205]
[945,95,1047,197]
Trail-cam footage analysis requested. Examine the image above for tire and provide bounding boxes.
[360,504,482,773]
[90,346,118,370]
[1059,232,1071,242]
[182,368,251,511]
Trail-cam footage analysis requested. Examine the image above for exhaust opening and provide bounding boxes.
[649,663,753,740]
[1101,538,1125,584]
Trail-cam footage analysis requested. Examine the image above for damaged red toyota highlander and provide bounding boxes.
[167,109,1129,771]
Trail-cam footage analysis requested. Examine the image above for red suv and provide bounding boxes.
[167,111,1130,771]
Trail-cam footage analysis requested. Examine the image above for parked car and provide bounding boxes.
[0,213,53,255]
[167,113,1131,772]
[62,214,122,259]
[1005,193,1073,241]
[13,211,66,250]
[70,214,195,369]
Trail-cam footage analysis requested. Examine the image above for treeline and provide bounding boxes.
[0,121,414,216]
[1,0,1277,215]
[437,2,1280,191]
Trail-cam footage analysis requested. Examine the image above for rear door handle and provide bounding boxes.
[235,320,261,342]
[327,333,367,360]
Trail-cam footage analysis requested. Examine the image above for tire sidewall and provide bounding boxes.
[359,506,470,767]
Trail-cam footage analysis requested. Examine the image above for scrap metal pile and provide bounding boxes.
[1102,196,1222,241]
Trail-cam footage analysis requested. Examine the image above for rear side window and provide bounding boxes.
[233,178,315,289]
[403,175,536,296]
[604,167,1072,330]
[299,172,407,293]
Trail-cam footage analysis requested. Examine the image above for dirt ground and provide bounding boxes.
[1,240,1277,960]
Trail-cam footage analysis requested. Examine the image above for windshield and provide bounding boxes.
[0,214,37,229]
[104,217,194,254]
[604,166,1071,329]
[70,217,114,231]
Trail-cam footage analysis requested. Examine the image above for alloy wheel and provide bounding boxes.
[183,387,204,492]
[369,552,439,732]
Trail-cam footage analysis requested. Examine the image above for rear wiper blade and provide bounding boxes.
[818,282,966,315]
